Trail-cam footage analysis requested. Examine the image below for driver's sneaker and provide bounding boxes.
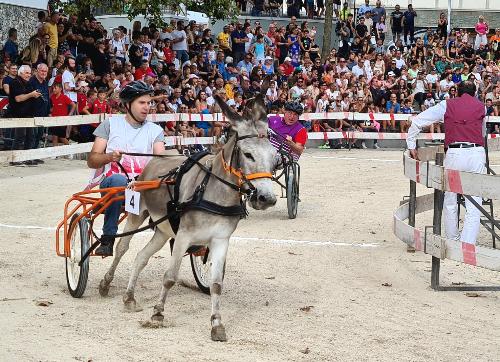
[318,143,330,149]
[361,141,367,149]
[94,235,115,257]
[373,143,381,149]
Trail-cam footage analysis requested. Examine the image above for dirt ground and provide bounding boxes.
[1,148,500,362]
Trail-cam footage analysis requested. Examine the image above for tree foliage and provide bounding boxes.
[52,0,240,25]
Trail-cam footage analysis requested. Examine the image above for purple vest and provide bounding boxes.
[268,115,303,160]
[444,94,485,148]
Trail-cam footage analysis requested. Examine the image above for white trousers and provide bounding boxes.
[443,147,486,245]
[474,34,487,50]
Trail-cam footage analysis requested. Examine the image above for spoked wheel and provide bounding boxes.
[190,248,225,295]
[65,213,90,298]
[286,162,300,219]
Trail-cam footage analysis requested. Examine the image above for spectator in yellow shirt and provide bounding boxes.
[224,77,237,99]
[217,25,232,56]
[44,12,59,67]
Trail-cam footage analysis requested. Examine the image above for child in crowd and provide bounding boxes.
[49,83,76,146]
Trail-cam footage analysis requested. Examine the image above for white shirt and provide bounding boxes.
[142,42,152,61]
[171,30,188,51]
[290,86,305,99]
[245,33,254,53]
[62,70,77,102]
[326,89,339,101]
[111,38,125,58]
[406,100,486,150]
[395,57,406,69]
[316,98,329,112]
[412,79,426,94]
[439,79,454,96]
[351,64,365,77]
[426,73,438,85]
[266,87,278,101]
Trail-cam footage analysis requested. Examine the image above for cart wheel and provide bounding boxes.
[286,163,300,219]
[65,213,90,298]
[190,248,225,295]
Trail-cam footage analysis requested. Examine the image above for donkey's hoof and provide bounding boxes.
[98,280,110,297]
[123,298,143,313]
[151,312,164,324]
[211,324,227,342]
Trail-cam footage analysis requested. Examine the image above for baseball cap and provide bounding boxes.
[388,71,395,76]
[284,57,292,62]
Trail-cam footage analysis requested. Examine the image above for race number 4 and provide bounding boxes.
[125,189,141,215]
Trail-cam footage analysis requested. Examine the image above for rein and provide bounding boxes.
[120,131,273,196]
[79,132,274,266]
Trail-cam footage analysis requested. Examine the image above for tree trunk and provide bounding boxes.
[321,0,334,58]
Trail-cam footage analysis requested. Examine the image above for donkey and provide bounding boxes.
[97,92,277,341]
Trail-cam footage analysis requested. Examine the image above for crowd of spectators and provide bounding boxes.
[1,1,500,165]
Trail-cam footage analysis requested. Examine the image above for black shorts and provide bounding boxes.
[49,126,67,138]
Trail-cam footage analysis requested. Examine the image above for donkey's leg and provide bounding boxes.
[99,212,148,297]
[208,238,229,342]
[151,233,189,323]
[123,228,170,312]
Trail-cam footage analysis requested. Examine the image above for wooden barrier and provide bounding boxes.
[394,137,500,290]
[394,195,500,271]
[1,114,500,163]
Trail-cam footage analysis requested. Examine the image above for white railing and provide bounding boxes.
[1,112,500,163]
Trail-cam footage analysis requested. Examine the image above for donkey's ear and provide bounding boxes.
[215,94,243,125]
[242,95,267,123]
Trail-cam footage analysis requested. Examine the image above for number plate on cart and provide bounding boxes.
[125,189,140,215]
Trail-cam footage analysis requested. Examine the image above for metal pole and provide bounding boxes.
[431,152,445,290]
[407,180,416,252]
[484,135,496,248]
[447,0,452,35]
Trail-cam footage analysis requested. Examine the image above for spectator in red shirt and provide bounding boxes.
[281,57,295,76]
[163,39,175,64]
[134,59,154,80]
[77,81,90,115]
[90,88,111,115]
[49,82,76,146]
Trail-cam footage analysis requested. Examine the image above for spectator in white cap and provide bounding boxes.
[281,57,295,76]
[262,56,275,74]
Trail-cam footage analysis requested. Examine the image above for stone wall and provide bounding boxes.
[0,3,40,50]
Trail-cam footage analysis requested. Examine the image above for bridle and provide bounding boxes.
[220,132,273,198]
[120,130,274,199]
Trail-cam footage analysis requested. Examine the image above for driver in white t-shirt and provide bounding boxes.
[88,81,165,256]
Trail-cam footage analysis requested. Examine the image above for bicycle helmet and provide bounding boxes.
[119,80,154,104]
[284,101,304,115]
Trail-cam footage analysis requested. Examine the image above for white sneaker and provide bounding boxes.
[361,141,367,149]
[373,143,380,149]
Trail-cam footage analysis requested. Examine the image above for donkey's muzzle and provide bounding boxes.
[250,189,277,210]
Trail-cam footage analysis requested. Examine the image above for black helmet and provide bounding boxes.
[119,81,154,104]
[284,101,303,115]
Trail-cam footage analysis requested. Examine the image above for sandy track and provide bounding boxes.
[1,149,500,362]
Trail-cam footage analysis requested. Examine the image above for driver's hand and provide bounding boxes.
[409,149,419,160]
[285,135,293,143]
[109,150,122,162]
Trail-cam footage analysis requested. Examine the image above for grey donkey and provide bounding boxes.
[98,92,278,341]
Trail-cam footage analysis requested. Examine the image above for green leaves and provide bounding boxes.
[54,0,240,24]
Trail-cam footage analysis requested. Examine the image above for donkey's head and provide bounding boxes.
[215,83,277,210]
